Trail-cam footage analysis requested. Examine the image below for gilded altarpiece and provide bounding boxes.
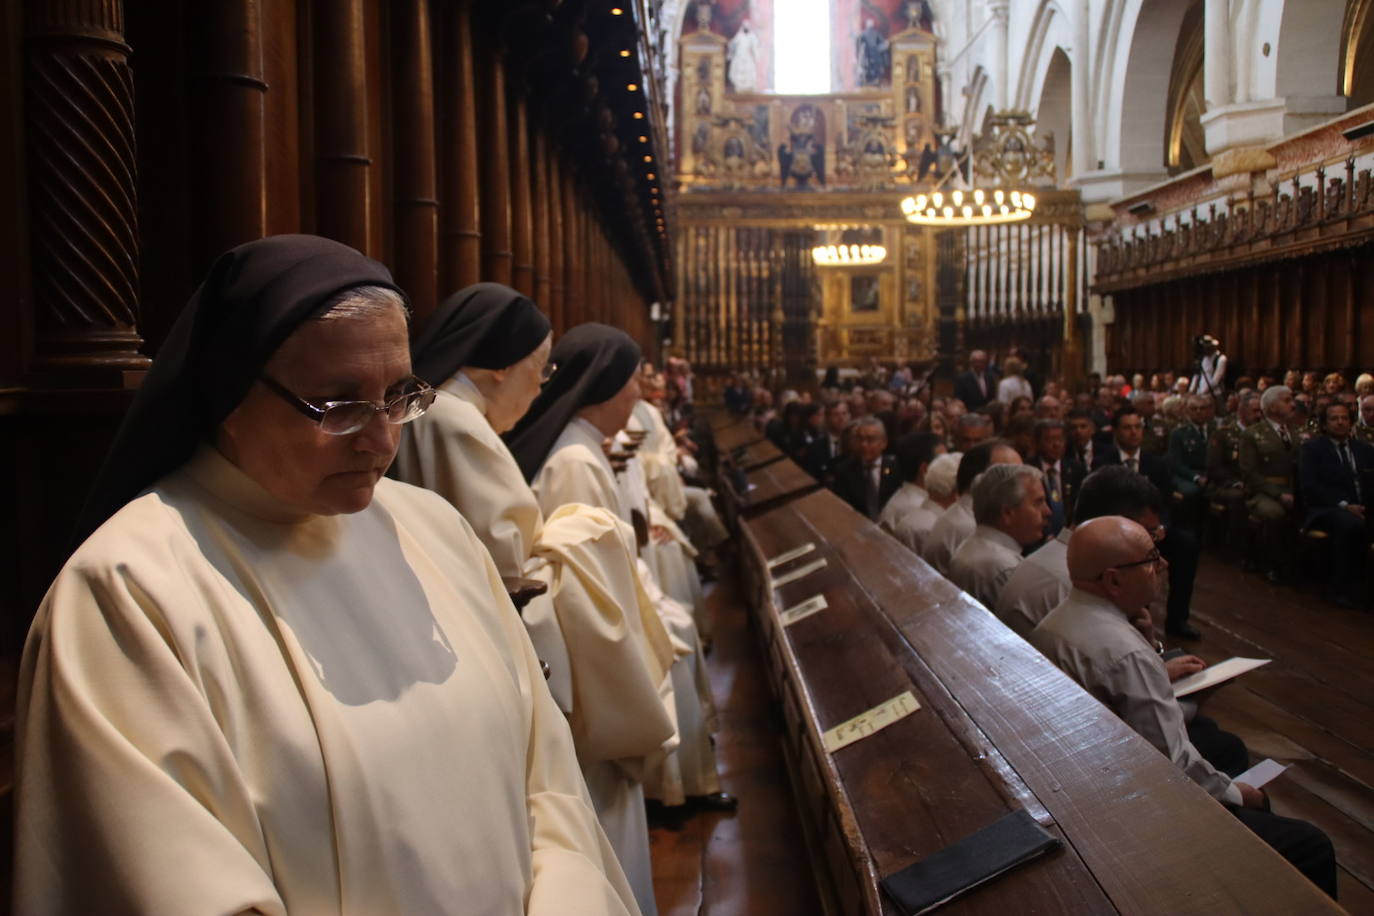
[671,15,942,377]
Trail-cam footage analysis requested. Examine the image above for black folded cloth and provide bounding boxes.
[880,809,1061,915]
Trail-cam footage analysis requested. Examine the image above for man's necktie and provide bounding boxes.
[866,463,881,519]
[1279,425,1292,448]
[1343,441,1362,502]
[1127,456,1138,474]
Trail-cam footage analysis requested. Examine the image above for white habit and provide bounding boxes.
[395,375,677,915]
[16,446,640,916]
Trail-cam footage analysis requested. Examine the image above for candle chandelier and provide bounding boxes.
[900,111,1055,228]
[810,225,887,266]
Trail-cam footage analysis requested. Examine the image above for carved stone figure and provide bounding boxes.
[726,19,760,92]
[856,19,890,87]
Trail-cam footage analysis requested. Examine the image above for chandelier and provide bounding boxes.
[900,111,1054,228]
[811,243,887,266]
[901,189,1035,225]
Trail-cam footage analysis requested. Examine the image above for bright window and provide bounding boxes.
[773,0,831,94]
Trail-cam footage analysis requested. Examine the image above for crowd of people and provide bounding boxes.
[15,237,728,916]
[724,345,1371,901]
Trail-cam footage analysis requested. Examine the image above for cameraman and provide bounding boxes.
[1189,334,1228,399]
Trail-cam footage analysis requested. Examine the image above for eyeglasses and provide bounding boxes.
[259,374,436,435]
[540,361,558,383]
[1099,547,1164,578]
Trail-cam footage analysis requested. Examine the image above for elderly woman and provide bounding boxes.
[17,238,639,915]
[394,286,681,915]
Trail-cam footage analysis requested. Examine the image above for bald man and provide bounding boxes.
[1031,518,1336,898]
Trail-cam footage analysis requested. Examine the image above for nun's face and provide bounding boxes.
[218,304,412,515]
[580,372,643,438]
[488,333,553,434]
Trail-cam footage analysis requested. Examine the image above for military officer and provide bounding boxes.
[1239,385,1300,580]
[1134,392,1169,455]
[1207,391,1260,548]
[1169,395,1212,529]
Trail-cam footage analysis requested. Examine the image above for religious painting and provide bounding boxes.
[778,104,826,188]
[855,17,891,87]
[851,274,880,312]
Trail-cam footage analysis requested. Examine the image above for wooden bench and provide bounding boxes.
[732,457,821,521]
[738,488,1342,915]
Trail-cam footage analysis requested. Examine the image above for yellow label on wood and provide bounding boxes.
[779,593,828,626]
[767,541,817,569]
[822,691,921,753]
[771,557,827,588]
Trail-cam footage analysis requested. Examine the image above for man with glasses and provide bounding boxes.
[830,416,901,520]
[1031,517,1336,899]
[17,237,641,914]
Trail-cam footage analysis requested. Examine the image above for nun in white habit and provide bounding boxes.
[16,237,639,916]
[394,285,678,915]
[508,323,734,813]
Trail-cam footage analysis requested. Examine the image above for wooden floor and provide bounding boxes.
[649,565,823,916]
[652,546,1374,915]
[1178,553,1374,914]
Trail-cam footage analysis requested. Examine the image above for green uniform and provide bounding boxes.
[1168,422,1208,498]
[1206,419,1248,546]
[1142,415,1170,455]
[1239,420,1298,521]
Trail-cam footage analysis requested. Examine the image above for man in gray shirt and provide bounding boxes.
[1031,517,1336,898]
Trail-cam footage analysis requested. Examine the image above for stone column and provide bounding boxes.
[988,0,1010,110]
[24,0,146,373]
[1204,0,1231,111]
[1071,0,1093,180]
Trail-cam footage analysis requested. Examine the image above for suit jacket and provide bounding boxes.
[802,433,844,482]
[1034,457,1084,534]
[953,368,1000,410]
[1102,449,1173,515]
[1167,423,1209,497]
[830,453,901,520]
[1299,436,1374,520]
[1072,440,1118,472]
[1239,421,1298,500]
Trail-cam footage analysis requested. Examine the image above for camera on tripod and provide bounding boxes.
[1193,334,1220,359]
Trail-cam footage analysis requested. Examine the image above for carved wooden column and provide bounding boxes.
[509,95,534,296]
[477,45,512,284]
[314,0,371,252]
[531,128,551,309]
[438,1,481,294]
[562,176,582,326]
[392,0,439,321]
[547,154,566,331]
[24,0,146,373]
[193,0,268,268]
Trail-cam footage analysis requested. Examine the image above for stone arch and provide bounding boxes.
[1033,49,1074,184]
[1098,0,1195,179]
[1273,0,1347,100]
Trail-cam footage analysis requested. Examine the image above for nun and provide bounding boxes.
[16,237,639,916]
[506,324,732,813]
[394,284,681,915]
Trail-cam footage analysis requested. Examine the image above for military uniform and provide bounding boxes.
[1206,419,1249,547]
[1239,419,1299,574]
[1168,422,1209,498]
[1142,415,1170,455]
[1355,422,1374,446]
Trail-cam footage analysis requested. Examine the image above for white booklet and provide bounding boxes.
[1172,656,1270,698]
[1234,758,1288,789]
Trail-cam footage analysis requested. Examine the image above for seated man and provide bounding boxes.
[1168,395,1213,524]
[1031,517,1336,898]
[1299,401,1374,607]
[16,237,639,915]
[922,438,1022,574]
[886,451,960,554]
[1240,385,1300,581]
[1030,418,1081,536]
[879,431,946,532]
[1207,391,1261,548]
[996,465,1162,638]
[802,399,850,481]
[829,416,900,520]
[953,411,994,453]
[948,464,1050,609]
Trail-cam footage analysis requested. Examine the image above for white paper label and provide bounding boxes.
[770,557,827,588]
[780,593,828,626]
[823,691,921,753]
[767,542,817,569]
